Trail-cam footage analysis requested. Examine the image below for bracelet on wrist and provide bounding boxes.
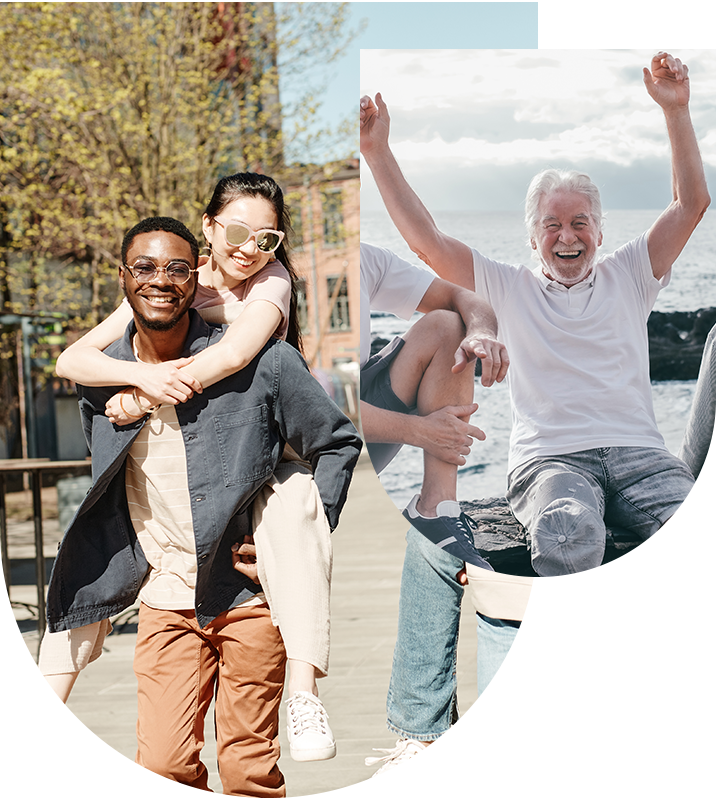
[132,388,160,415]
[118,390,143,419]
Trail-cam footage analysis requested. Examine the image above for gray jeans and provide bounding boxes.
[507,446,695,577]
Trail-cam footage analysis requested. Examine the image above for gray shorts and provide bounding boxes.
[506,446,695,576]
[360,336,418,474]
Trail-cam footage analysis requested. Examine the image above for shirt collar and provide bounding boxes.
[533,265,596,291]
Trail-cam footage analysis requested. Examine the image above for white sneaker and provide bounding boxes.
[0,725,75,789]
[286,691,336,762]
[355,739,453,797]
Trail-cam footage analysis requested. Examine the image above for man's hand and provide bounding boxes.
[360,93,390,156]
[453,335,510,387]
[643,52,690,112]
[232,535,260,584]
[416,404,485,465]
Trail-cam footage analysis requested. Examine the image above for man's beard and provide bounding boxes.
[132,308,185,332]
[541,253,596,287]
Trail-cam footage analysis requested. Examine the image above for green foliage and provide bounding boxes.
[0,2,357,331]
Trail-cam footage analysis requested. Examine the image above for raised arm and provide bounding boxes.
[360,93,475,290]
[643,52,711,280]
[417,278,508,385]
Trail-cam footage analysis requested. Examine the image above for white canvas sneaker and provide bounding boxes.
[286,691,336,762]
[355,739,453,797]
[0,725,75,789]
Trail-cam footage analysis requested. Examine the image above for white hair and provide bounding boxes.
[524,168,604,246]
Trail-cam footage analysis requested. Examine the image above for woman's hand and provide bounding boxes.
[132,358,202,404]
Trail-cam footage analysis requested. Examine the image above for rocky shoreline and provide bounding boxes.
[370,306,716,382]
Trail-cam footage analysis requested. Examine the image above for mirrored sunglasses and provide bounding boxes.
[214,218,284,253]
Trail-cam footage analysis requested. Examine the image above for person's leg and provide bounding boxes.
[39,618,112,703]
[213,603,287,797]
[386,527,464,740]
[679,324,715,478]
[252,460,332,684]
[477,614,538,797]
[133,604,216,790]
[356,528,463,797]
[604,446,695,537]
[251,461,336,762]
[388,309,475,512]
[507,452,607,576]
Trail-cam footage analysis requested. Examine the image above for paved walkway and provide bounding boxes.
[11,451,479,796]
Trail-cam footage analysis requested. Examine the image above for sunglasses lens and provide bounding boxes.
[225,223,251,246]
[256,231,281,252]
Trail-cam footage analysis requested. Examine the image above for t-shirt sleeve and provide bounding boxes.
[602,232,667,315]
[361,243,434,320]
[471,247,521,314]
[243,260,292,340]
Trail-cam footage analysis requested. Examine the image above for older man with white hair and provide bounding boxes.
[361,51,710,577]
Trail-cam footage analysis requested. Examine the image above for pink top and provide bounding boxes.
[192,259,291,341]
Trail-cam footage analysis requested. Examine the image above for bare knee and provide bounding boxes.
[409,309,465,349]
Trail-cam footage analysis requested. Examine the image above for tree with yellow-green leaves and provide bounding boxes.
[0,1,358,330]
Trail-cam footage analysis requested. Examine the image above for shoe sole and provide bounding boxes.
[404,756,453,797]
[0,750,75,790]
[289,744,337,762]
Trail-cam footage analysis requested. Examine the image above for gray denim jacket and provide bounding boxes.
[46,311,362,632]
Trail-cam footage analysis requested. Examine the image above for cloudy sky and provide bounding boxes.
[360,48,716,211]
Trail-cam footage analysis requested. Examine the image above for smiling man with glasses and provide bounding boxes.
[43,216,361,795]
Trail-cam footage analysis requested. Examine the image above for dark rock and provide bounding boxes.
[461,497,642,576]
[648,307,715,381]
[369,337,390,358]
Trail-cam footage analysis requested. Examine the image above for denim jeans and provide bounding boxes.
[386,527,463,740]
[507,446,695,577]
[387,527,519,740]
[476,614,538,797]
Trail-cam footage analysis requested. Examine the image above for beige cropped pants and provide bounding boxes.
[39,460,333,677]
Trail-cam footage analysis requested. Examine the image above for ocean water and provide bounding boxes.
[361,209,716,508]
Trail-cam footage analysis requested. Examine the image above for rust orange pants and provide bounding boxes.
[133,602,287,796]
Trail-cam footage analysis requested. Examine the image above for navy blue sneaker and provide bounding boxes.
[403,495,494,571]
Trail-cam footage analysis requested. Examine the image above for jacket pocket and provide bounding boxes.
[213,405,273,486]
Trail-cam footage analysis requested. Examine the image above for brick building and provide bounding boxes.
[287,157,359,375]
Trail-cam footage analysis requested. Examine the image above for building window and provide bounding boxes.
[296,278,309,334]
[291,205,304,251]
[327,275,350,331]
[322,189,344,247]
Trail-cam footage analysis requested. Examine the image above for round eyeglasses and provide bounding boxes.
[213,218,285,253]
[123,260,198,285]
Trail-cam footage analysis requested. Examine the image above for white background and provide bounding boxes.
[539,0,717,800]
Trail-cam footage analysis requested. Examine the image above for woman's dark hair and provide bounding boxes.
[205,172,303,354]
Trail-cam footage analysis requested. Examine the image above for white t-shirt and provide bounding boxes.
[471,233,670,473]
[360,242,435,366]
